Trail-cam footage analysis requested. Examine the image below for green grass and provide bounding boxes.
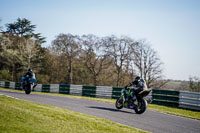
[167,81,181,85]
[1,88,200,120]
[0,95,146,133]
[148,104,200,120]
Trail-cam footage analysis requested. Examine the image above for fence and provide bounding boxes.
[0,81,199,111]
[179,91,200,110]
[0,81,115,99]
[152,89,179,107]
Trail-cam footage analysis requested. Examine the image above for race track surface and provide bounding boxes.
[0,90,199,133]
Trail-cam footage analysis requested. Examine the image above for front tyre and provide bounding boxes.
[25,84,31,94]
[135,98,147,114]
[115,97,123,109]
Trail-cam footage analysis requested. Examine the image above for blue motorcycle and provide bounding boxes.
[21,76,37,94]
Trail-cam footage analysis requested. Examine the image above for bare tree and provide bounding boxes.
[131,41,164,88]
[23,39,42,69]
[81,35,111,86]
[189,76,200,92]
[103,36,135,86]
[46,46,69,84]
[52,33,80,84]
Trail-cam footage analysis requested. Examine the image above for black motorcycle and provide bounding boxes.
[115,87,151,114]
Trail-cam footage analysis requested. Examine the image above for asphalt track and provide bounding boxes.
[0,90,200,133]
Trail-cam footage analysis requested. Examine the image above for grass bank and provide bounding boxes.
[0,95,146,133]
[167,81,181,85]
[147,104,200,120]
[0,88,200,120]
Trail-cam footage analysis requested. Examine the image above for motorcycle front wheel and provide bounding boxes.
[115,97,123,109]
[25,84,31,94]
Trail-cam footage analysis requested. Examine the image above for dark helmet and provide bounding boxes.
[134,76,140,85]
[28,68,32,72]
[135,76,140,81]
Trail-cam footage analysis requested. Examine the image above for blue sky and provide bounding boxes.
[0,0,200,80]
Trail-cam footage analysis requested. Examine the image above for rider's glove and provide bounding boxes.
[128,82,133,86]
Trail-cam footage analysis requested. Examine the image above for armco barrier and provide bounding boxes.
[34,84,42,92]
[42,84,50,93]
[70,84,82,96]
[96,86,113,99]
[15,82,22,90]
[50,84,59,93]
[5,81,10,88]
[0,81,5,88]
[0,81,200,111]
[82,85,96,97]
[112,87,123,99]
[179,91,200,111]
[152,89,179,107]
[9,82,15,89]
[59,84,70,94]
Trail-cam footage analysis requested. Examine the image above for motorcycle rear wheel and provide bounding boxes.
[134,98,147,114]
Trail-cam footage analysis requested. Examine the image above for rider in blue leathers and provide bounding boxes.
[21,69,37,89]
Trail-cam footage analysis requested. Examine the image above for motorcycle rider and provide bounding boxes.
[124,76,147,103]
[22,68,37,89]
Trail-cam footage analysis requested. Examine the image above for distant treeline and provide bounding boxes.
[0,18,166,88]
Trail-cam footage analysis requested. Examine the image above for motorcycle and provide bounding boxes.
[22,76,36,94]
[115,87,151,114]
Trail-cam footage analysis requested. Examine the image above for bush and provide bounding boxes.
[0,69,12,81]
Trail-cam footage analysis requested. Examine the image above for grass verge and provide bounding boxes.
[0,95,146,133]
[167,81,181,85]
[147,104,200,120]
[0,88,200,120]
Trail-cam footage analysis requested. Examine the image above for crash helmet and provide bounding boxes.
[135,76,140,81]
[134,76,140,85]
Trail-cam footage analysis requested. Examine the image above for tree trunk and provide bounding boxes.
[67,59,73,84]
[93,74,97,86]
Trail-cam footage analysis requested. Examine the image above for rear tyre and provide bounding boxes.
[135,98,147,114]
[115,97,123,109]
[25,84,31,94]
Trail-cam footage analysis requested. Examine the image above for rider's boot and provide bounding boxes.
[33,83,37,89]
[32,83,38,91]
[123,97,129,107]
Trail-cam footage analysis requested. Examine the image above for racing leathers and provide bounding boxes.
[124,78,147,102]
[21,69,37,89]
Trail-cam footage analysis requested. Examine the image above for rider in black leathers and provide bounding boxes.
[124,76,147,102]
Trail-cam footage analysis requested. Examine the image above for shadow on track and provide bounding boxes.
[87,106,135,114]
